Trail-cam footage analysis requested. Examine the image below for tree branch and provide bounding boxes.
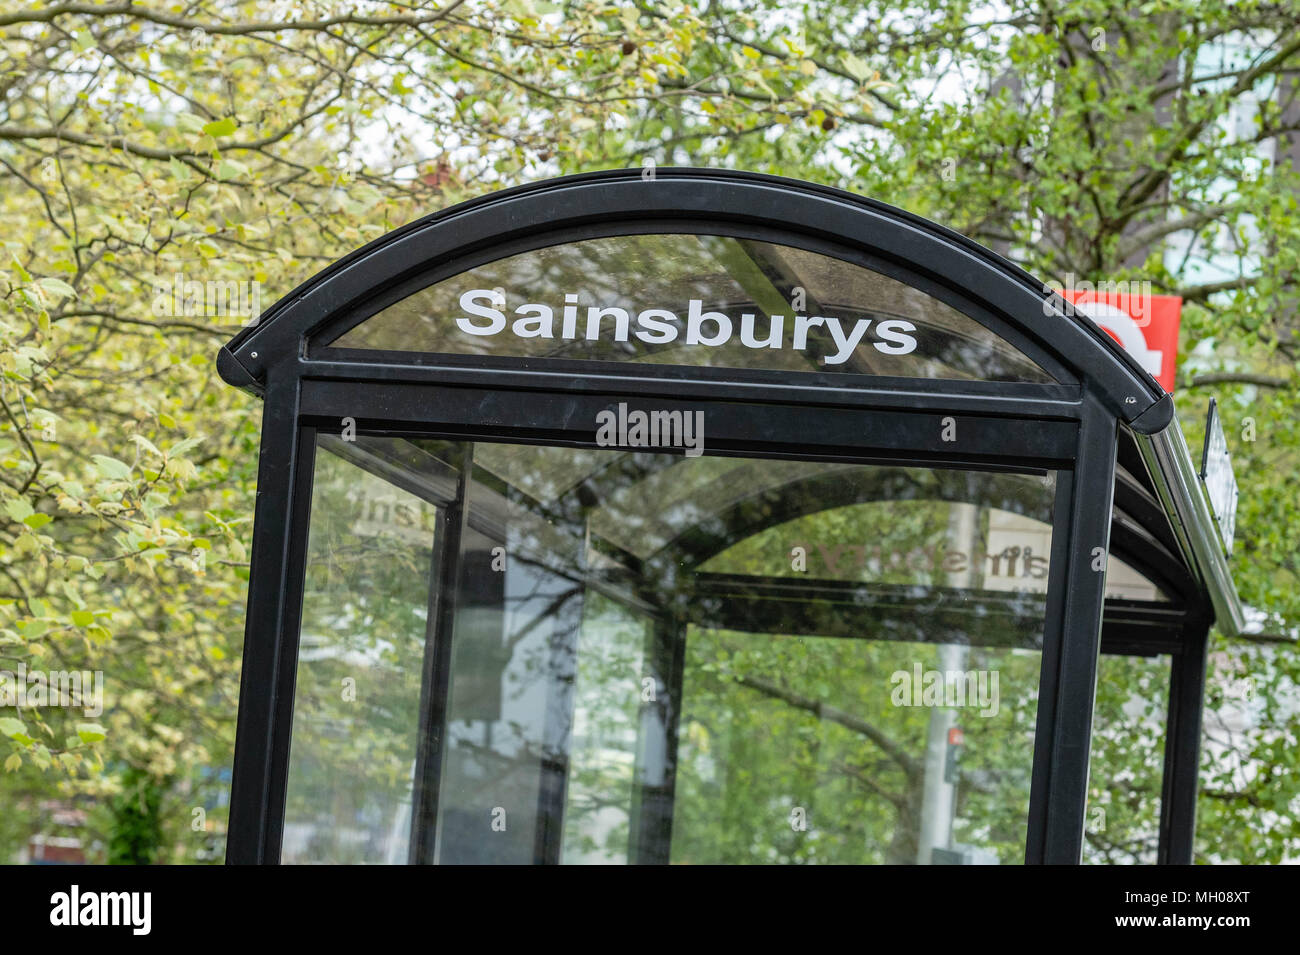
[733,673,921,778]
[0,2,468,33]
[1184,372,1290,388]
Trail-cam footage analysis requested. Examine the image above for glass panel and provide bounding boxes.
[281,439,438,864]
[696,489,1159,604]
[559,591,649,863]
[326,235,1055,383]
[1106,555,1170,602]
[1084,654,1171,864]
[287,434,1059,864]
[671,632,1043,864]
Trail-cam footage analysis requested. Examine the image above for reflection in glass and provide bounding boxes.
[286,435,1070,863]
[671,632,1042,864]
[327,235,1054,383]
[1084,654,1171,864]
[282,440,436,864]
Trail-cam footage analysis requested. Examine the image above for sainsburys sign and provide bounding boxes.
[454,289,921,365]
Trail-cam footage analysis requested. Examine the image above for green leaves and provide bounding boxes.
[91,455,133,481]
[129,434,161,459]
[4,498,33,523]
[176,112,208,135]
[201,116,238,138]
[216,158,248,181]
[8,254,31,283]
[1,496,49,529]
[75,723,106,745]
[35,277,76,300]
[841,52,873,84]
[166,436,203,459]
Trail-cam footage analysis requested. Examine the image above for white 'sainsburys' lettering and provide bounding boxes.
[454,290,918,363]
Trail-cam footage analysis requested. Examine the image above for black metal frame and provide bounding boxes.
[219,168,1228,866]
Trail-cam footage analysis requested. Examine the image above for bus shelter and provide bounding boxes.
[217,169,1243,865]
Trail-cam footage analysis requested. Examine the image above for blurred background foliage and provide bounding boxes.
[0,0,1296,862]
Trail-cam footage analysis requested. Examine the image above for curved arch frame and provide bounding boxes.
[219,168,1172,431]
[220,168,1221,868]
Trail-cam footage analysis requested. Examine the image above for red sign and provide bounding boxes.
[1062,289,1182,392]
[948,727,964,746]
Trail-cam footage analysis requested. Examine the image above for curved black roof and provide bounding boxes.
[217,167,1173,434]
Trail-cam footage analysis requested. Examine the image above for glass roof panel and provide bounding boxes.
[326,235,1055,382]
[466,441,1168,602]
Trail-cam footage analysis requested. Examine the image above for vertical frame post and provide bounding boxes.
[1158,617,1211,864]
[227,374,315,864]
[408,444,472,864]
[630,613,687,864]
[1026,396,1117,864]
